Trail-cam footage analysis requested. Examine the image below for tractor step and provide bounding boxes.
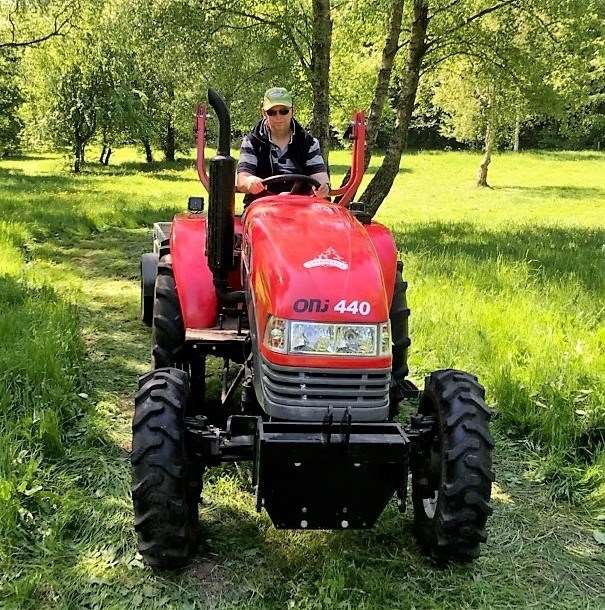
[255,420,408,530]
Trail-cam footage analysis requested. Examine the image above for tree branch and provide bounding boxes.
[429,0,463,19]
[427,0,519,50]
[1,9,73,49]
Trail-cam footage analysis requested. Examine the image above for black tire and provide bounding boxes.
[411,369,494,562]
[152,255,185,368]
[390,261,411,381]
[131,368,201,568]
[389,261,411,417]
[140,253,159,327]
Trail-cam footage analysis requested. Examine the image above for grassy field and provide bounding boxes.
[0,148,603,608]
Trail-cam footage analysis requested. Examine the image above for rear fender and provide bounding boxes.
[170,214,217,330]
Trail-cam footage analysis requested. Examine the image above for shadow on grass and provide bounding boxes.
[500,185,605,200]
[188,457,604,608]
[87,159,196,178]
[530,150,605,162]
[329,163,413,178]
[0,153,58,162]
[392,221,605,294]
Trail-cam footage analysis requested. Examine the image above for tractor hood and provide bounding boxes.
[243,196,395,325]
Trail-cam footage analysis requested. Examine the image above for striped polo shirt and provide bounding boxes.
[238,120,326,177]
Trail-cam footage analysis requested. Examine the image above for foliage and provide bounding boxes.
[433,0,604,150]
[0,49,23,155]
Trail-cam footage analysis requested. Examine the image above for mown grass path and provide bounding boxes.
[48,227,605,608]
[1,150,604,608]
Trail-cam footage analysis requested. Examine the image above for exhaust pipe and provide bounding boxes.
[206,89,242,303]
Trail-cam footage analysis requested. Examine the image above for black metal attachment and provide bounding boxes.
[186,414,258,466]
[405,414,436,443]
[255,420,409,530]
[349,201,371,225]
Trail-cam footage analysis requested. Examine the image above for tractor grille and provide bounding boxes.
[261,360,390,411]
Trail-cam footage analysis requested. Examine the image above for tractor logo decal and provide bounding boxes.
[303,247,348,270]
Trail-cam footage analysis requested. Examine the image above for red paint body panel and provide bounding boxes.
[366,221,397,307]
[171,214,243,330]
[243,196,397,369]
[171,214,217,329]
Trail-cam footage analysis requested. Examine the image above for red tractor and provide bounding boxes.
[134,90,493,569]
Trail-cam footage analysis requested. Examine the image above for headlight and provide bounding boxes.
[263,316,288,353]
[264,316,392,357]
[379,321,391,355]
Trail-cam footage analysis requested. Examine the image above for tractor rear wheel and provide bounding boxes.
[131,368,201,568]
[389,261,411,417]
[410,369,494,562]
[152,255,185,368]
[140,253,159,326]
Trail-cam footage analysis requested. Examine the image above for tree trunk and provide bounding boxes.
[512,113,520,152]
[476,121,495,187]
[365,0,406,167]
[103,147,112,166]
[74,141,84,172]
[163,117,176,162]
[99,145,107,163]
[309,0,332,167]
[143,139,154,163]
[337,0,405,192]
[361,0,429,216]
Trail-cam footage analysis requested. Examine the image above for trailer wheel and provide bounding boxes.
[131,368,201,568]
[140,253,159,327]
[152,255,185,368]
[411,369,494,562]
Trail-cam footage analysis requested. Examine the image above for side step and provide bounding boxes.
[255,420,408,530]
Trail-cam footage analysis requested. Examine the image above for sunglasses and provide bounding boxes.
[266,108,290,116]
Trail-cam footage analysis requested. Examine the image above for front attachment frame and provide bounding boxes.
[254,418,409,530]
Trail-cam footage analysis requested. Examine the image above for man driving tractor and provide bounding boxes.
[236,87,331,203]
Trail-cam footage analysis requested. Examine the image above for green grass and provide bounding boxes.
[0,148,604,608]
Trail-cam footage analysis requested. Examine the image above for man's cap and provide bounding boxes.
[262,87,293,110]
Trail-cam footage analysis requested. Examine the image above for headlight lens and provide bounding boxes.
[291,321,376,355]
[264,316,392,357]
[379,321,391,355]
[263,316,288,353]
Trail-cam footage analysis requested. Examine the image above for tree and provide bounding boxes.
[52,63,99,171]
[0,49,23,156]
[432,0,602,185]
[359,0,550,214]
[360,0,428,213]
[213,0,334,161]
[0,0,79,49]
[308,0,332,165]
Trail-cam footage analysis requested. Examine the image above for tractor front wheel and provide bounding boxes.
[131,368,201,568]
[410,369,494,562]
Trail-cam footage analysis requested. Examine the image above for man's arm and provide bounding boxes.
[310,171,330,197]
[306,138,330,198]
[237,135,265,194]
[237,171,265,194]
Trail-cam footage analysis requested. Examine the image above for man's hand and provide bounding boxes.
[245,175,265,194]
[312,182,330,199]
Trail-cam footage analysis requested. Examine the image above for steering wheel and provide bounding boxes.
[261,174,321,193]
